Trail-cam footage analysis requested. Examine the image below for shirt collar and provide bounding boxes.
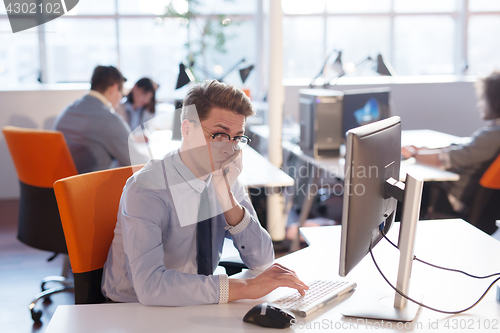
[486,117,500,127]
[88,90,112,109]
[171,149,211,194]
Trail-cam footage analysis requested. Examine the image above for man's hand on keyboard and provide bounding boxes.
[228,263,309,302]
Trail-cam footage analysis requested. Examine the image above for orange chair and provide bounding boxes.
[480,154,500,190]
[54,166,138,304]
[2,126,78,322]
[468,154,500,234]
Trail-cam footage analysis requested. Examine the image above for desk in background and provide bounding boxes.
[249,126,464,245]
[249,126,465,182]
[45,219,500,333]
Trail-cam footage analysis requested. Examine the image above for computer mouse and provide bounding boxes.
[243,302,295,329]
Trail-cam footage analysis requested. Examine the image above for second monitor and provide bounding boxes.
[342,87,391,141]
[298,87,391,158]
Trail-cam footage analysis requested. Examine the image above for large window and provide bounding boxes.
[0,0,257,100]
[1,0,500,92]
[282,0,500,79]
[45,18,118,83]
[0,20,40,85]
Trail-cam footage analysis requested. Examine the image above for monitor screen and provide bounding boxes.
[339,116,401,277]
[342,88,391,141]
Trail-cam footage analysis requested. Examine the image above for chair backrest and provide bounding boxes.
[54,166,137,274]
[54,165,139,303]
[2,126,77,188]
[480,154,500,190]
[3,126,78,253]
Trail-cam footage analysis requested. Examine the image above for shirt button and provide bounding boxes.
[241,245,245,249]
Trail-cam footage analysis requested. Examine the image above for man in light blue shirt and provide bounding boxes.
[102,80,308,306]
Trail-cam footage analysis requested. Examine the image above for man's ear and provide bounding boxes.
[181,119,191,140]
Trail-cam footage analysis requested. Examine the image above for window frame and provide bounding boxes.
[282,0,500,76]
[0,0,261,90]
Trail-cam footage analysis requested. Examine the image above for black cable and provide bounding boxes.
[369,242,500,314]
[381,231,500,279]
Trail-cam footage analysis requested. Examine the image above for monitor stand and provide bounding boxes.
[341,173,424,322]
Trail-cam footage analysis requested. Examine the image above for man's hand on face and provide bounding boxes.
[211,149,243,212]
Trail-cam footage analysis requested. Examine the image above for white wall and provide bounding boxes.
[0,84,89,199]
[283,76,485,137]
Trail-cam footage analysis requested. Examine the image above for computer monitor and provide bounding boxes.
[342,88,391,141]
[339,116,424,322]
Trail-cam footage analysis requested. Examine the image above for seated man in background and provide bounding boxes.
[54,65,137,173]
[402,71,500,222]
[102,80,308,306]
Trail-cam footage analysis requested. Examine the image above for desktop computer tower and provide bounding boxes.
[299,89,343,158]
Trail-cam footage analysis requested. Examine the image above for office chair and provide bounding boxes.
[2,126,77,322]
[53,166,137,304]
[467,154,500,235]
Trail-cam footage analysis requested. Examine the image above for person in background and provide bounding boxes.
[54,65,146,174]
[116,77,158,131]
[402,71,500,221]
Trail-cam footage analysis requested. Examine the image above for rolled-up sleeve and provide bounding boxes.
[120,183,222,306]
[442,128,500,171]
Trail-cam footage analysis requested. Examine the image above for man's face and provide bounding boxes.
[188,107,245,174]
[132,86,154,109]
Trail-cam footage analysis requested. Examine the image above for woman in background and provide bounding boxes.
[402,71,500,231]
[117,77,158,130]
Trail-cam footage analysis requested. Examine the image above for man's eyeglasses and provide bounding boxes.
[190,120,251,150]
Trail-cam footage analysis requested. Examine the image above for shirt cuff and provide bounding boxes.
[218,274,229,304]
[438,150,452,169]
[224,206,251,235]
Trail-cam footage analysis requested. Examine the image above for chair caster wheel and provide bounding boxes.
[31,309,42,323]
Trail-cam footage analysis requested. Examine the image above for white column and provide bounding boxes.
[267,0,285,241]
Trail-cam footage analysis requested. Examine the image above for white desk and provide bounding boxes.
[281,140,459,183]
[251,126,467,182]
[401,129,471,149]
[45,219,500,332]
